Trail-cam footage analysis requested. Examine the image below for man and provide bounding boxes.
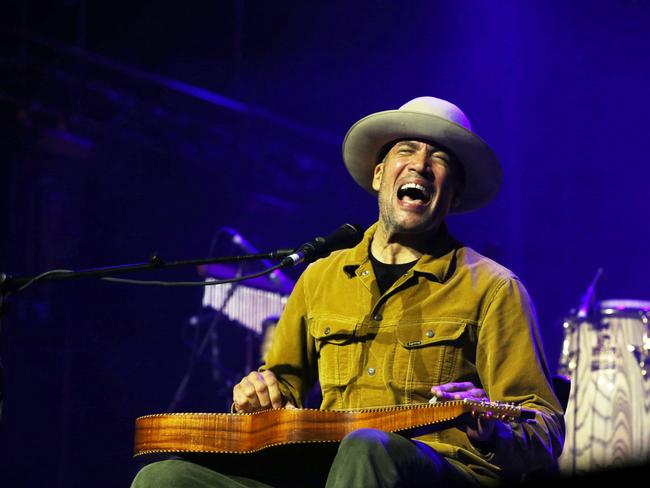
[132,96,564,487]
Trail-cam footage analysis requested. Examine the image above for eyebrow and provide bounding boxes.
[394,141,422,150]
[394,140,447,156]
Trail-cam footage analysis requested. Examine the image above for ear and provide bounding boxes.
[371,163,384,192]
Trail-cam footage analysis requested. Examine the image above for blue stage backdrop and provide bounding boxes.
[1,1,649,486]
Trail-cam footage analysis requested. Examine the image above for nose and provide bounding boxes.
[407,150,432,175]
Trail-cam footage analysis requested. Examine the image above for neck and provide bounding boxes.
[370,221,444,264]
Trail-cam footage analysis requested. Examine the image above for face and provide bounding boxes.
[372,140,459,235]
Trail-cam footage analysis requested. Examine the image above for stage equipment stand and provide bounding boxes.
[0,248,294,420]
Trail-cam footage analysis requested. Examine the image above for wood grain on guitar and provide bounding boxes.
[134,400,536,457]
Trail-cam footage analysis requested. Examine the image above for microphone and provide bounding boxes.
[281,223,364,267]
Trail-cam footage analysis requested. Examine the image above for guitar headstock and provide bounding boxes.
[465,399,537,424]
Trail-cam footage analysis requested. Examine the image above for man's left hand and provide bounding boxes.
[431,382,496,445]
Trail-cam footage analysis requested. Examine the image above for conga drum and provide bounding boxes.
[558,299,650,474]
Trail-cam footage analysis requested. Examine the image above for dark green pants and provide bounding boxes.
[131,428,475,487]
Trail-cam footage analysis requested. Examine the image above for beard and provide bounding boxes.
[377,183,439,236]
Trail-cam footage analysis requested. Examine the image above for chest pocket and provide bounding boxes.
[394,320,468,394]
[309,318,357,389]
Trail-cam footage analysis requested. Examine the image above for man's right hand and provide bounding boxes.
[232,370,292,413]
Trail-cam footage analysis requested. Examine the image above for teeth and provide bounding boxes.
[398,182,431,200]
[400,182,427,193]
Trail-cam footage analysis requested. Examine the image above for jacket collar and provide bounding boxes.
[342,221,461,283]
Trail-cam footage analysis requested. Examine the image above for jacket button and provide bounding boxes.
[361,270,369,276]
[373,314,382,321]
[367,367,376,376]
[425,329,434,338]
[324,327,331,335]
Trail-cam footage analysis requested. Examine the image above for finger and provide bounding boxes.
[232,384,246,412]
[233,381,259,412]
[240,377,263,410]
[247,371,273,409]
[467,388,488,400]
[430,390,460,401]
[432,382,476,393]
[260,370,284,409]
[456,387,488,402]
[431,388,488,403]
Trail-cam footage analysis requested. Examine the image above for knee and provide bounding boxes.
[338,428,391,456]
[131,460,188,488]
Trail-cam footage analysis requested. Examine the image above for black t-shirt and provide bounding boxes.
[369,253,418,295]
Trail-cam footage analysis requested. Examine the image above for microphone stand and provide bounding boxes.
[0,222,362,418]
[0,249,294,420]
[0,250,293,295]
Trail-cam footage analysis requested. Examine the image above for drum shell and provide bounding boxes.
[558,300,650,474]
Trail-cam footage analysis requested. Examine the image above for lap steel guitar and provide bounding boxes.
[134,400,536,456]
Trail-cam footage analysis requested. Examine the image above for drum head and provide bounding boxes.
[598,299,650,317]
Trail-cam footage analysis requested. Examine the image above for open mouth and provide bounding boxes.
[396,182,432,204]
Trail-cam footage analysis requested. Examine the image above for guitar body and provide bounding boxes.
[134,400,535,457]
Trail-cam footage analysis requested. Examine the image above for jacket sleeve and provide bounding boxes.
[475,277,565,475]
[259,270,317,408]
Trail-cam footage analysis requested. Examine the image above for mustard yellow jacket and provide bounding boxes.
[263,223,565,484]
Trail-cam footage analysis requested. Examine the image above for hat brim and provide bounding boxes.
[342,110,502,214]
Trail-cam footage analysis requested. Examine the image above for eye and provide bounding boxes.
[432,152,450,165]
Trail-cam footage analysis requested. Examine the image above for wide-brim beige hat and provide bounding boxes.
[342,96,502,214]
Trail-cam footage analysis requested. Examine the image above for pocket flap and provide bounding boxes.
[396,320,466,348]
[310,317,357,343]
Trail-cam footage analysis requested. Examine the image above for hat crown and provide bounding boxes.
[399,96,472,131]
